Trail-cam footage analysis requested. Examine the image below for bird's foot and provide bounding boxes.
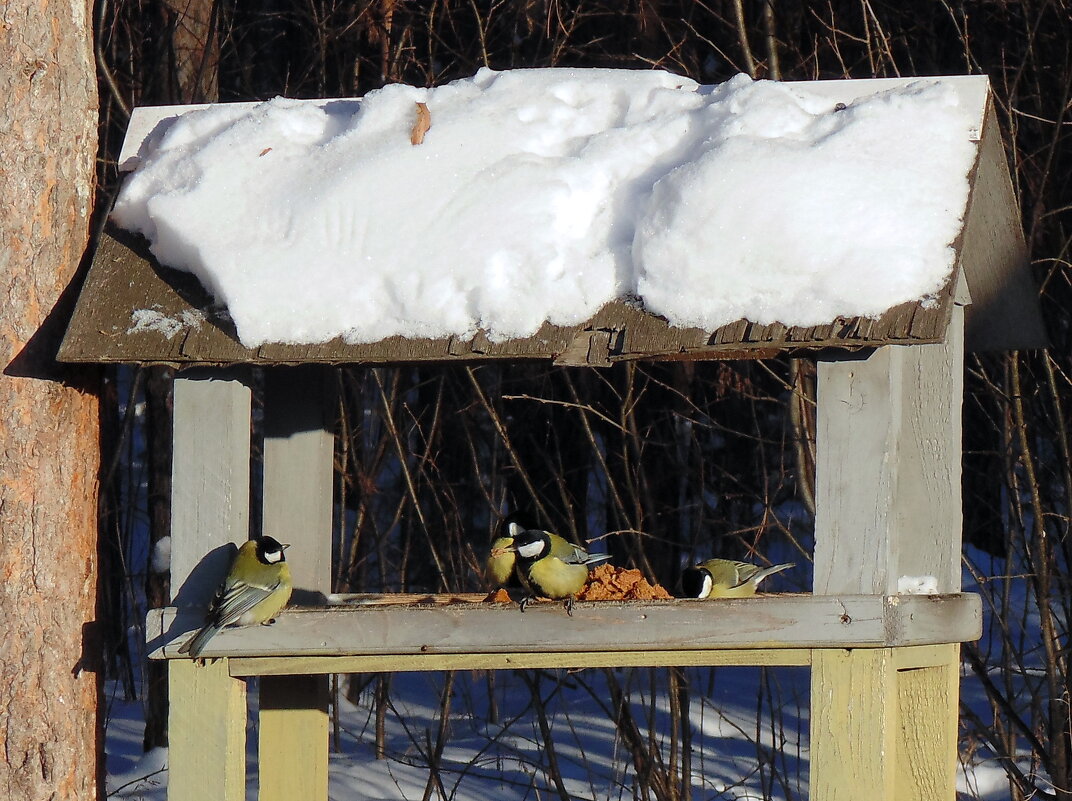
[519,595,534,613]
[564,596,574,616]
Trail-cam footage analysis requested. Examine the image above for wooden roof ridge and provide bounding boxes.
[58,75,1046,367]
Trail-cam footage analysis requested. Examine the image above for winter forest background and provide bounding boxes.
[91,2,1072,800]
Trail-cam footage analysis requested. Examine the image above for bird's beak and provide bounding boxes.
[281,543,291,551]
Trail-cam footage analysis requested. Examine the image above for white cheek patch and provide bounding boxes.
[508,521,525,538]
[264,550,283,564]
[699,574,713,599]
[517,540,545,559]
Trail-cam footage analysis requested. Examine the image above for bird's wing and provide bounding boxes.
[549,536,610,566]
[211,577,282,628]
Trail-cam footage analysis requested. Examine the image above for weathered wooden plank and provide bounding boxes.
[959,100,1047,350]
[259,675,329,801]
[59,229,957,366]
[168,660,246,801]
[895,644,960,801]
[171,369,252,605]
[262,367,334,597]
[814,311,963,595]
[259,368,334,801]
[810,649,897,800]
[891,643,961,670]
[230,649,813,676]
[146,594,981,658]
[169,370,252,801]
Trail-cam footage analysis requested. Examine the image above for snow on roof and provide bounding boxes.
[109,68,980,349]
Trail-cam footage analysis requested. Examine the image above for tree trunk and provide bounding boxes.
[0,2,101,800]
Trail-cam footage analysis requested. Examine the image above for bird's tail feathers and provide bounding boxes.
[755,562,794,583]
[178,623,221,657]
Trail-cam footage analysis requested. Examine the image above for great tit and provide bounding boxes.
[680,558,793,599]
[487,513,611,589]
[179,535,293,658]
[508,528,607,615]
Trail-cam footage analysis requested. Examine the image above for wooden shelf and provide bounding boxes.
[147,592,980,675]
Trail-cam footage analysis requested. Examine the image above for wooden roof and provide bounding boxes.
[59,76,1045,367]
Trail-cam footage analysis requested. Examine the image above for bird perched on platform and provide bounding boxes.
[506,527,609,615]
[680,558,793,599]
[179,535,293,658]
[487,512,611,589]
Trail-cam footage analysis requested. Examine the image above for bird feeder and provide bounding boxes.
[60,73,1044,801]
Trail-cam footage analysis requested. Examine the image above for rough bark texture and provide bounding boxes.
[0,2,101,800]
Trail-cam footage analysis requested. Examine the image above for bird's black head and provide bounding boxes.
[679,566,710,599]
[510,529,550,562]
[497,510,533,541]
[256,535,290,564]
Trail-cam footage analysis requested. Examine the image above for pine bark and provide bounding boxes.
[0,2,101,799]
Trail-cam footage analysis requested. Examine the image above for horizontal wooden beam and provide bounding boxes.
[229,649,813,676]
[148,593,980,662]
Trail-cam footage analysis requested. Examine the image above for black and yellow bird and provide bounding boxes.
[487,513,610,590]
[680,558,793,599]
[179,535,293,658]
[507,527,608,615]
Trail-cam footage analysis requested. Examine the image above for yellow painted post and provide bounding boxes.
[258,675,330,801]
[810,649,897,801]
[257,369,334,801]
[895,644,960,801]
[168,659,247,801]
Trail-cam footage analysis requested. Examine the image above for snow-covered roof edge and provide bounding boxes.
[61,75,1044,366]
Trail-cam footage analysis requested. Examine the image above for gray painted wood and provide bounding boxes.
[259,367,334,801]
[171,369,252,606]
[960,102,1047,350]
[814,310,964,595]
[146,593,981,659]
[262,367,334,598]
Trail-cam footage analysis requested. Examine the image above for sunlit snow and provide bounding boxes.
[112,68,978,348]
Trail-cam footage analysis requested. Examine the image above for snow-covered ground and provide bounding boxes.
[105,653,1021,800]
[107,666,812,801]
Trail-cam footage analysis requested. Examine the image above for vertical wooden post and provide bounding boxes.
[258,367,335,801]
[814,305,964,594]
[810,649,897,800]
[169,369,252,801]
[811,305,965,801]
[895,645,960,801]
[169,660,248,801]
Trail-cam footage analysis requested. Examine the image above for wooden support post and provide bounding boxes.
[814,304,964,594]
[812,308,965,801]
[895,644,960,801]
[258,367,334,801]
[811,645,961,801]
[169,369,252,801]
[810,648,897,800]
[169,660,247,801]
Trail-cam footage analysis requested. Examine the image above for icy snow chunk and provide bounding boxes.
[898,575,940,595]
[151,536,172,573]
